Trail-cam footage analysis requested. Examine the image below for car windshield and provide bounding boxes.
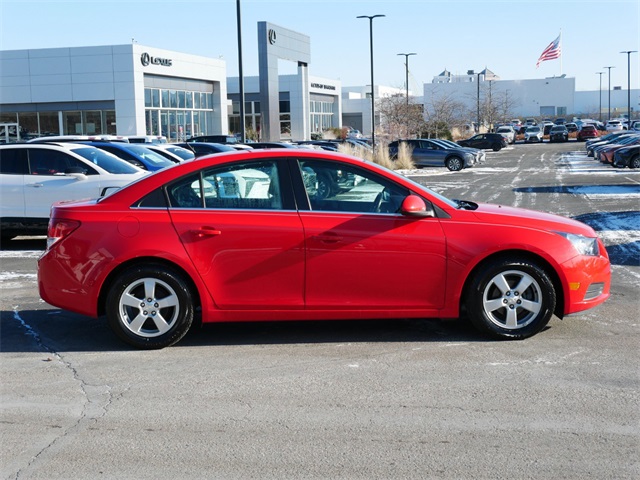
[72,147,142,174]
[125,145,175,167]
[526,127,540,132]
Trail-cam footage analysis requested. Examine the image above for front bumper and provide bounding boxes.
[559,243,611,315]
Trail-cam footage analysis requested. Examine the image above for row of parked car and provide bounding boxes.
[584,131,640,168]
[0,135,389,238]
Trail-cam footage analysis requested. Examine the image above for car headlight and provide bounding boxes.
[555,232,600,256]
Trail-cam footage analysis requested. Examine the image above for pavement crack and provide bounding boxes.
[11,306,112,480]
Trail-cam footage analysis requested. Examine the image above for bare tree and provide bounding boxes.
[424,90,467,138]
[377,93,427,139]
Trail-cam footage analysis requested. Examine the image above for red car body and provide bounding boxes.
[577,125,600,141]
[38,149,610,348]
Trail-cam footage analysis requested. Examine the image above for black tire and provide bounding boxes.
[106,264,194,349]
[630,155,640,169]
[465,257,556,339]
[492,143,502,152]
[445,156,464,172]
[315,171,334,199]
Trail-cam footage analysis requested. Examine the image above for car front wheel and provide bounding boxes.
[630,155,640,169]
[106,264,194,349]
[445,156,464,171]
[466,258,556,339]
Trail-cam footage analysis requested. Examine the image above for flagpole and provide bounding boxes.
[559,30,563,76]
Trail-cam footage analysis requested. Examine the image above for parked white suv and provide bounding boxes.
[606,120,625,132]
[0,143,147,239]
[495,125,516,144]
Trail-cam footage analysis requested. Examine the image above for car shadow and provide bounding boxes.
[512,185,640,195]
[2,307,490,353]
[0,236,47,251]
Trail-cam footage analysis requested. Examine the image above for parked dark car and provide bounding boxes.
[577,125,599,142]
[565,123,578,133]
[80,141,175,171]
[176,142,236,158]
[187,135,238,144]
[457,133,507,151]
[548,125,569,143]
[389,139,475,171]
[612,144,640,168]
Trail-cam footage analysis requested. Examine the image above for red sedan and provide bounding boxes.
[38,149,611,349]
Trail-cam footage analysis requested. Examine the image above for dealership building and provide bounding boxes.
[0,22,343,142]
[0,44,228,141]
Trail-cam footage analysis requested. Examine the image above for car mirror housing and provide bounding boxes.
[400,195,434,217]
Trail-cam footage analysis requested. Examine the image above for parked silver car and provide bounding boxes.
[524,126,543,143]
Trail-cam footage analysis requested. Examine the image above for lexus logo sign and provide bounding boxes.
[268,29,277,45]
[140,52,172,67]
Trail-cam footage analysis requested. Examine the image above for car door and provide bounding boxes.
[467,134,486,149]
[167,158,306,309]
[25,147,104,219]
[294,158,447,311]
[0,147,27,221]
[411,140,441,167]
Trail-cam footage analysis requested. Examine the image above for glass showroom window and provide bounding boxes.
[18,112,38,139]
[63,111,82,135]
[39,112,60,136]
[83,111,102,135]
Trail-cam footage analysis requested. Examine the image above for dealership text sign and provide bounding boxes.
[140,52,172,67]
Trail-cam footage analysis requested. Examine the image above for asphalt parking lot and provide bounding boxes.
[1,140,639,479]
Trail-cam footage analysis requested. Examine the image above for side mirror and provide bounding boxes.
[64,167,87,180]
[400,195,434,217]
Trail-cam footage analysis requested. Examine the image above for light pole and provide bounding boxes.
[621,51,637,125]
[604,66,615,122]
[596,72,604,122]
[477,71,481,132]
[357,14,385,149]
[236,0,246,142]
[397,53,416,105]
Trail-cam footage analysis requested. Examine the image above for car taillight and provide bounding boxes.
[47,219,81,250]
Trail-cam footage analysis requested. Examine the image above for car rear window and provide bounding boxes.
[125,145,175,168]
[72,147,141,174]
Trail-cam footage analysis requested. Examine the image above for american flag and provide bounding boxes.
[536,35,561,68]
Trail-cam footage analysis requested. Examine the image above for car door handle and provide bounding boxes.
[313,234,343,243]
[26,183,44,188]
[190,227,222,237]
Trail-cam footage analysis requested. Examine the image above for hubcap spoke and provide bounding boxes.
[520,298,541,315]
[505,307,519,328]
[484,298,505,313]
[157,294,179,309]
[514,276,533,295]
[143,279,156,301]
[492,274,511,294]
[150,314,171,335]
[121,292,141,308]
[128,312,149,333]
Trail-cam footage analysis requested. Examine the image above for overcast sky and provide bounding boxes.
[1,0,638,93]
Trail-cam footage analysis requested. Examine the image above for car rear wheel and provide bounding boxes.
[315,171,334,199]
[492,143,502,152]
[106,264,194,349]
[466,258,556,339]
[445,156,463,172]
[630,155,640,169]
